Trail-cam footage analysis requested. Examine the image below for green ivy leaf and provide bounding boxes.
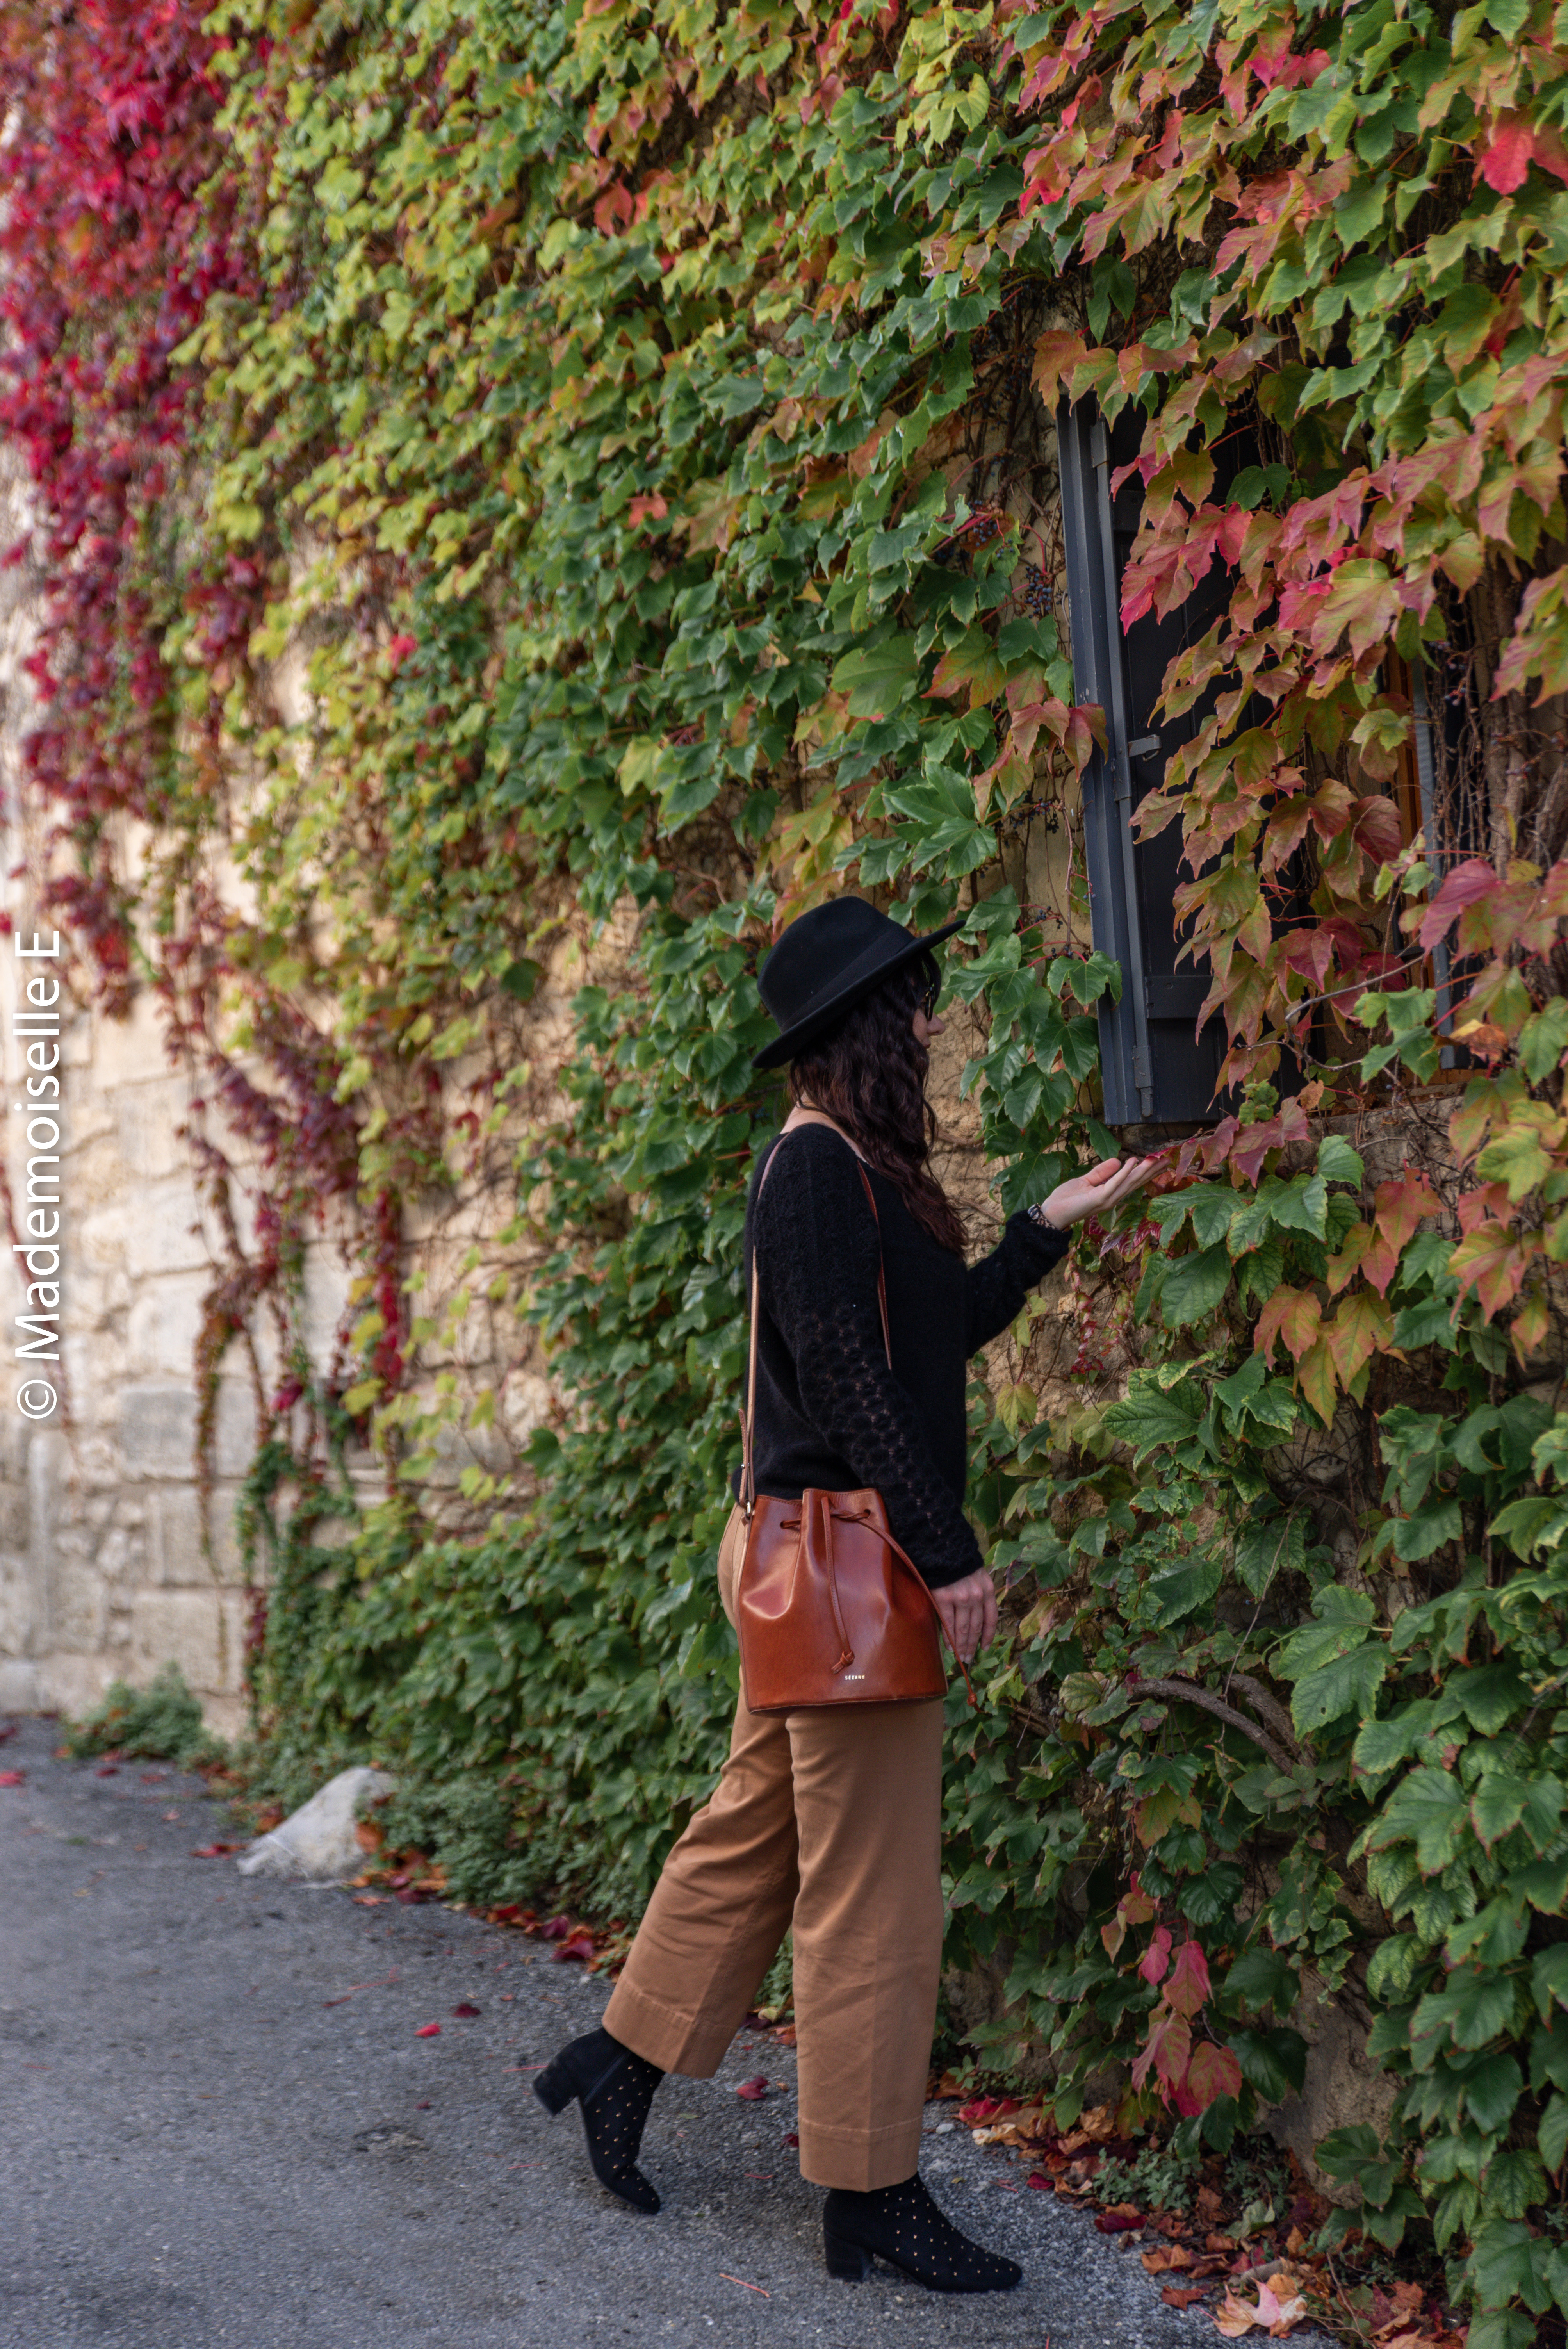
[830,635,919,719]
[1158,1241,1233,1328]
[1229,2025,1308,2101]
[1371,1766,1470,1875]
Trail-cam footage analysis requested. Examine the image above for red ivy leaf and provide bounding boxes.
[1185,2041,1244,2111]
[1479,114,1536,194]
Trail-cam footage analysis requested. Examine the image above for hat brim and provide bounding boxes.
[751,916,964,1071]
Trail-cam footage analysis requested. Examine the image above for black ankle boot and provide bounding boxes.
[823,2173,1023,2292]
[534,2026,665,2213]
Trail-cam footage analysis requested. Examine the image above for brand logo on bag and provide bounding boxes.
[845,1673,865,1681]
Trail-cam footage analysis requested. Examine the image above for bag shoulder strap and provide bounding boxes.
[739,1127,889,1515]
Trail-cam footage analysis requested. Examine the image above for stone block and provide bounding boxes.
[201,1692,249,1742]
[238,1765,397,1881]
[0,1658,42,1711]
[125,1272,207,1378]
[127,1588,223,1694]
[1264,1978,1400,2199]
[59,1014,93,1071]
[0,1551,34,1656]
[150,1483,246,1587]
[37,1654,119,1718]
[92,1525,137,1587]
[299,1246,352,1358]
[51,1551,110,1650]
[117,1383,196,1479]
[89,991,170,1088]
[213,1378,258,1481]
[0,1477,29,1554]
[78,1182,210,1280]
[113,1074,191,1180]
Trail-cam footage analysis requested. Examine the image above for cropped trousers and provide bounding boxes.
[602,1502,945,2190]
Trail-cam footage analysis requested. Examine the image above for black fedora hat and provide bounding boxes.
[752,898,963,1070]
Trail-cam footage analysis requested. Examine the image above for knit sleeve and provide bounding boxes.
[753,1128,984,1590]
[964,1211,1070,1356]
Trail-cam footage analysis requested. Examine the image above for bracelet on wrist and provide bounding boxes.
[1026,1201,1060,1232]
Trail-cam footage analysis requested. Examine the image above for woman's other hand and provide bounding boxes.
[1037,1154,1157,1231]
[932,1566,997,1665]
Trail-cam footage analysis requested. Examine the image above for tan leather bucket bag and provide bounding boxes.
[734,1131,974,1714]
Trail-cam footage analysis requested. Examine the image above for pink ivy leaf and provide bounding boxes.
[1139,1925,1174,1986]
[1185,2042,1245,2112]
[1479,114,1536,194]
[1418,857,1499,952]
[1165,1940,1212,2019]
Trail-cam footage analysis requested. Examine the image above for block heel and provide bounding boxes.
[825,2230,874,2282]
[532,2055,574,2118]
[822,2177,1022,2293]
[531,2026,665,2214]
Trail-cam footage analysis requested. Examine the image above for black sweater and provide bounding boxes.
[731,1123,1069,1589]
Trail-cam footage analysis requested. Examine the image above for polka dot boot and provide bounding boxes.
[823,2172,1023,2292]
[534,2026,665,2214]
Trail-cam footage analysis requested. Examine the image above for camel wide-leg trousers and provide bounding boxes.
[603,1503,945,2191]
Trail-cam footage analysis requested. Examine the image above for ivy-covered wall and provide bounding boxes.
[11,0,1568,2337]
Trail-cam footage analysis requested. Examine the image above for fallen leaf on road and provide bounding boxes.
[737,2076,770,2100]
[1096,2205,1144,2234]
[415,2023,442,2038]
[719,2274,770,2297]
[1214,2274,1308,2337]
[1026,2172,1054,2192]
[1144,2246,1195,2274]
[772,2025,797,2046]
[957,2096,1018,2125]
[191,1843,237,1857]
[552,1933,597,1965]
[1164,2287,1209,2309]
[452,2001,481,2018]
[781,2131,799,2147]
[1206,2232,1238,2253]
[323,1972,398,2009]
[0,1771,23,1787]
[95,1765,119,1777]
[352,1894,385,1906]
[1197,2186,1226,2221]
[539,1914,574,1940]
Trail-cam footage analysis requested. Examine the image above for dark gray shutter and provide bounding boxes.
[1058,400,1234,1127]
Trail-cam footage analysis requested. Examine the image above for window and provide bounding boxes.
[1058,397,1236,1126]
[1058,399,1472,1122]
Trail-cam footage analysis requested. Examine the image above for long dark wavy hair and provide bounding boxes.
[788,954,967,1255]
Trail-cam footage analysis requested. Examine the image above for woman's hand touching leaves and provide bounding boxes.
[1037,1155,1157,1232]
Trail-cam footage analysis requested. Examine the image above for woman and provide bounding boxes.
[536,897,1153,2293]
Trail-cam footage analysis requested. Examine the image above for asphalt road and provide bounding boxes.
[2,1715,1226,2349]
